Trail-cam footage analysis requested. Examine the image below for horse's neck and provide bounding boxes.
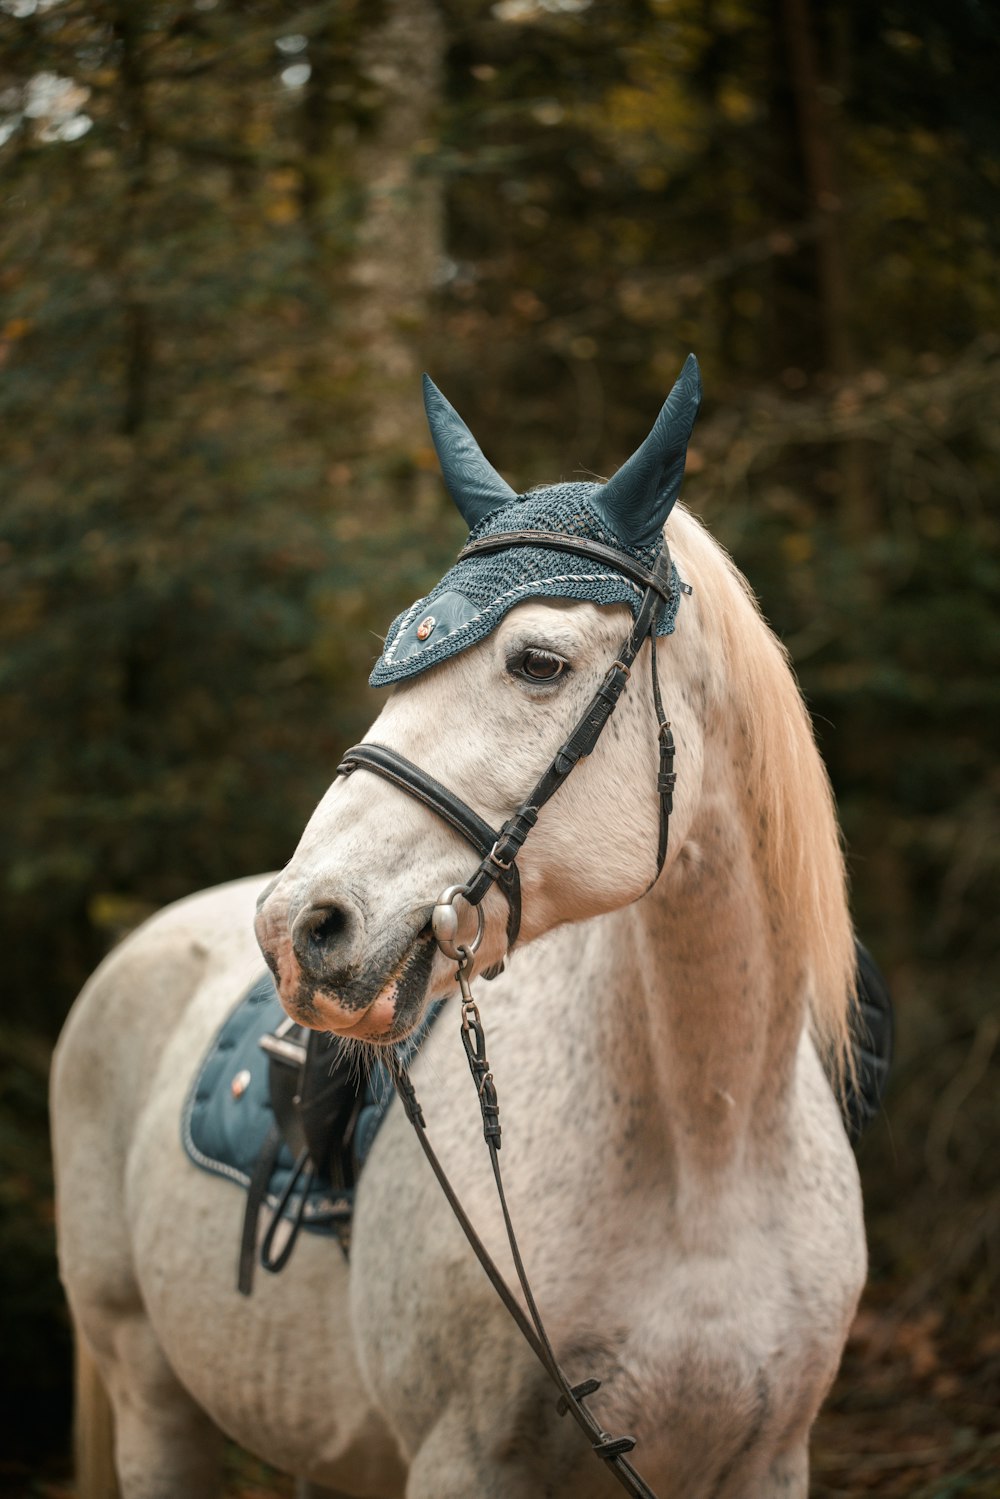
[574,748,804,1183]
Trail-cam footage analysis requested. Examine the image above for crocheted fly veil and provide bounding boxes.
[370,356,702,686]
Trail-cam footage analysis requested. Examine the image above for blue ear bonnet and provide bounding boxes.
[370,484,683,686]
[369,356,701,688]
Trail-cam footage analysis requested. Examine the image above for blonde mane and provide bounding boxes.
[670,506,855,1074]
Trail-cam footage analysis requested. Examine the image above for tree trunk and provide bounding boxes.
[779,0,873,542]
[347,0,445,463]
[779,0,852,379]
[113,2,153,438]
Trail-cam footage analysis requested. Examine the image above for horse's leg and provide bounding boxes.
[737,1443,808,1499]
[74,1332,118,1499]
[75,1304,223,1499]
[403,1401,608,1499]
[404,1412,491,1499]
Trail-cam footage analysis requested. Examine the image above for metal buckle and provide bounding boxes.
[259,1015,308,1068]
[431,884,485,961]
[487,839,514,872]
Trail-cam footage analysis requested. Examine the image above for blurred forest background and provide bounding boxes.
[1,0,998,1493]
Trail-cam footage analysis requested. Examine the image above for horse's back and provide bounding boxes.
[53,875,265,1079]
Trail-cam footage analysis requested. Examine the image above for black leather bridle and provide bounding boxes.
[334,529,679,1499]
[337,531,678,953]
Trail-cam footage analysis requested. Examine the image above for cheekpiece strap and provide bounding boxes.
[462,545,673,909]
[341,540,674,957]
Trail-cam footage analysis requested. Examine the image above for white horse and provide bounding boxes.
[53,366,865,1499]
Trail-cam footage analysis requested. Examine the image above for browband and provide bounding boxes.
[459,531,673,602]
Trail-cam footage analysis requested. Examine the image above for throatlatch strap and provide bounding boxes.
[650,625,675,881]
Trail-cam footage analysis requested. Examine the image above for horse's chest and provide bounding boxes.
[354,1087,863,1493]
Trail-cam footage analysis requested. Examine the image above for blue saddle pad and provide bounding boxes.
[182,974,433,1253]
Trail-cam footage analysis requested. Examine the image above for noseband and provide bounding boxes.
[337,532,678,953]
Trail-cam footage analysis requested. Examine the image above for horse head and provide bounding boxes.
[255,363,710,1043]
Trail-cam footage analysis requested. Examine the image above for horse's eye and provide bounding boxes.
[510,649,568,684]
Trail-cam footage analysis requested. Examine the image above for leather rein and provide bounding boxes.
[335,531,677,1498]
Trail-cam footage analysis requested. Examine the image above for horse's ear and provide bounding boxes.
[595,354,702,550]
[423,374,517,530]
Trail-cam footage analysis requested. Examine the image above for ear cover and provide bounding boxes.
[595,354,702,551]
[422,374,517,530]
[371,363,703,687]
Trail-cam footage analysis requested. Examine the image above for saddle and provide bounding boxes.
[235,1019,367,1292]
[236,1002,446,1293]
[182,974,443,1292]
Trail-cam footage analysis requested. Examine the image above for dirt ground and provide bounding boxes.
[811,1288,1000,1498]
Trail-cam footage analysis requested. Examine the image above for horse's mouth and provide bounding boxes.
[281,929,438,1045]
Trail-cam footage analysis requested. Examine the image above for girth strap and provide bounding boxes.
[337,742,523,946]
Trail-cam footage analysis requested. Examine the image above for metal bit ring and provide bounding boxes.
[432,884,485,961]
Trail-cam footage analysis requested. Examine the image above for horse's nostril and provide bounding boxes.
[308,905,348,950]
[291,899,357,981]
